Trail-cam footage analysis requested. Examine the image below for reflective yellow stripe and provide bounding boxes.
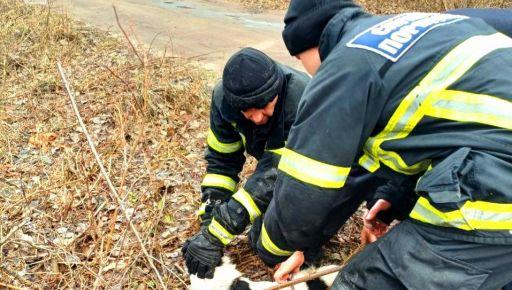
[362,33,512,175]
[208,218,234,245]
[410,197,512,231]
[201,174,237,192]
[207,129,243,154]
[358,154,380,172]
[409,197,471,230]
[196,202,207,216]
[232,188,261,222]
[424,90,512,130]
[268,148,284,156]
[239,133,247,148]
[261,223,292,256]
[278,148,351,188]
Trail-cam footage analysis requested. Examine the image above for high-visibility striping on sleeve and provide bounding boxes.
[358,154,380,173]
[278,148,351,188]
[232,188,262,223]
[201,174,237,192]
[425,90,512,130]
[208,218,235,245]
[361,33,512,175]
[261,223,292,256]
[196,202,207,216]
[410,197,512,231]
[409,197,471,230]
[267,148,284,156]
[239,133,247,148]
[207,128,243,154]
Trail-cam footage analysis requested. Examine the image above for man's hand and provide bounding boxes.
[362,199,391,243]
[360,226,379,245]
[273,251,304,284]
[181,232,223,279]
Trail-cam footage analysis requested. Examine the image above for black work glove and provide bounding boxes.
[181,231,224,279]
[199,188,232,227]
[212,199,250,235]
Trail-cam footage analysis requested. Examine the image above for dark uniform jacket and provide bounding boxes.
[258,8,512,265]
[200,64,310,245]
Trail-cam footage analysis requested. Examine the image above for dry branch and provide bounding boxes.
[56,62,166,289]
[265,265,343,290]
[0,282,24,290]
[112,5,145,66]
[0,219,29,247]
[265,244,364,290]
[0,265,35,288]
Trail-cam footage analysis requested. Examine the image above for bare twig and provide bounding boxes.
[0,178,19,189]
[57,63,166,289]
[0,264,35,288]
[101,64,138,102]
[0,281,24,290]
[265,245,364,290]
[265,265,344,290]
[112,5,145,66]
[0,219,29,247]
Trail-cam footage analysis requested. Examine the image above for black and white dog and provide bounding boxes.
[189,257,337,290]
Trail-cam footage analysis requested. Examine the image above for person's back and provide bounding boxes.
[281,9,512,242]
[328,13,512,181]
[182,47,310,279]
[258,2,512,288]
[447,8,512,38]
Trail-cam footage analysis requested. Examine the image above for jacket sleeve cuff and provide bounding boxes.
[256,222,293,267]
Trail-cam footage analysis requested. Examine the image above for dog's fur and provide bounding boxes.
[189,257,338,290]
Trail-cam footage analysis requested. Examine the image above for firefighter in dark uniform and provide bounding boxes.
[182,46,391,279]
[181,47,309,279]
[258,1,512,288]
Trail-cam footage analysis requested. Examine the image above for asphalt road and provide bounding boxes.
[54,0,301,72]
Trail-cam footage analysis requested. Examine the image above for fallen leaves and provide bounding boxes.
[1,1,209,288]
[28,132,57,150]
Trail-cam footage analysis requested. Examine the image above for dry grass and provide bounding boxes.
[0,0,212,288]
[359,0,511,14]
[237,0,288,10]
[236,0,511,12]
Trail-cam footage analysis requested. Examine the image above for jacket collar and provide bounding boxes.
[318,7,369,61]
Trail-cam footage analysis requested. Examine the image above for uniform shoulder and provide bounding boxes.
[211,80,225,109]
[323,43,382,79]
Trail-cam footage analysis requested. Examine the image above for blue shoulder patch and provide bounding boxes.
[347,13,468,62]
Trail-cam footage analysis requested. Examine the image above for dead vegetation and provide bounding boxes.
[1,0,211,288]
[359,0,511,14]
[237,0,288,10]
[237,0,511,12]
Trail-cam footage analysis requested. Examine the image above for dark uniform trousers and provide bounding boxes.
[333,220,512,290]
[250,167,387,264]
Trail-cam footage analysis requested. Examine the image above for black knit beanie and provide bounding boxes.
[282,0,359,56]
[223,47,283,111]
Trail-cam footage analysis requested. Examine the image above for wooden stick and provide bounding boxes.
[57,63,166,289]
[265,265,343,290]
[266,244,365,290]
